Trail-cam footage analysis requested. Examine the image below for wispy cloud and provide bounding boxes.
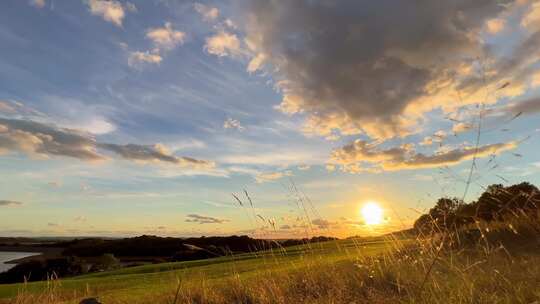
[505,97,540,116]
[0,200,23,207]
[185,214,228,224]
[312,218,337,229]
[255,170,292,183]
[194,3,219,22]
[74,216,87,222]
[29,0,45,9]
[223,118,244,131]
[98,143,215,169]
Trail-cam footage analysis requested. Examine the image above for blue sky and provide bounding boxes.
[1,0,540,238]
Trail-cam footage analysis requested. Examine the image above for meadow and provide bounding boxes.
[1,216,538,304]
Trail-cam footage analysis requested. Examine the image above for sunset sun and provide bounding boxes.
[361,202,383,225]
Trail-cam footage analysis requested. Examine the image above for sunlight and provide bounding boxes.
[361,202,383,225]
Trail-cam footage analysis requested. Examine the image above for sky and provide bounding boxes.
[1,0,540,238]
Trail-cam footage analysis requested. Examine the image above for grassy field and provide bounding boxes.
[1,223,539,304]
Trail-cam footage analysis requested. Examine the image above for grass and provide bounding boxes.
[0,238,395,302]
[1,220,539,304]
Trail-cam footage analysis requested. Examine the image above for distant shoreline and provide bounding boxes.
[0,246,52,253]
[0,246,62,265]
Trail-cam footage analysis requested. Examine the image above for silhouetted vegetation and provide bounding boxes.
[0,235,336,284]
[414,182,540,233]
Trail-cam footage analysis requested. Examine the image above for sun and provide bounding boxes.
[361,202,383,225]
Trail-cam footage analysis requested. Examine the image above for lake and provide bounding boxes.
[0,252,38,273]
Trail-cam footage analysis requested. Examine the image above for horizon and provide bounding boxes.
[1,0,540,239]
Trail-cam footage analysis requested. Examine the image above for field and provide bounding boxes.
[1,222,539,304]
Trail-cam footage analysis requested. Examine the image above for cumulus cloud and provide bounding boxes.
[194,3,219,22]
[128,23,184,69]
[29,0,45,8]
[205,31,241,57]
[420,130,447,146]
[185,214,228,224]
[0,200,23,207]
[128,51,163,67]
[255,170,292,183]
[237,0,537,141]
[452,122,473,134]
[0,118,214,169]
[146,22,186,50]
[87,0,132,27]
[223,118,244,131]
[330,139,517,173]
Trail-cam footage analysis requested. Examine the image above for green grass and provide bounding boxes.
[0,238,395,302]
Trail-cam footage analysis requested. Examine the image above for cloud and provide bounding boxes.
[125,2,137,13]
[505,97,540,115]
[0,118,214,169]
[485,18,506,34]
[0,200,23,207]
[239,0,532,141]
[29,0,45,8]
[0,118,104,161]
[48,181,62,188]
[311,218,337,229]
[452,122,473,134]
[297,164,311,170]
[330,139,517,173]
[205,31,241,57]
[185,214,228,224]
[146,22,186,50]
[98,143,215,169]
[87,0,133,27]
[420,130,447,146]
[521,1,540,31]
[128,51,163,67]
[0,101,15,113]
[194,3,219,22]
[47,222,59,227]
[255,170,292,183]
[532,71,540,87]
[0,100,45,116]
[223,118,244,131]
[74,216,87,222]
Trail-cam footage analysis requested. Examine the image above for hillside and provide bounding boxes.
[1,220,539,303]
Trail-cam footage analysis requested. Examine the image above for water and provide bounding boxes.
[0,252,38,273]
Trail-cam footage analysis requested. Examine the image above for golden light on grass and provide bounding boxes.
[360,201,383,225]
